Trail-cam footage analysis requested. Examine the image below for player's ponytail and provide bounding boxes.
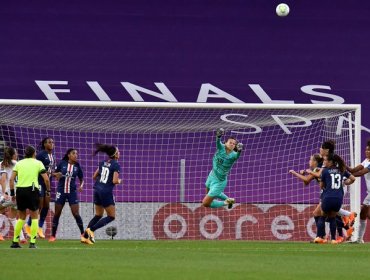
[94,144,117,159]
[2,147,16,168]
[367,139,370,148]
[326,153,346,173]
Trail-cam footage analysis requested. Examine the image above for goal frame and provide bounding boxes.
[0,99,362,240]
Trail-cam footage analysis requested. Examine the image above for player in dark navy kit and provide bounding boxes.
[289,141,333,242]
[84,144,121,245]
[291,140,354,242]
[25,137,56,239]
[314,153,355,244]
[48,148,85,243]
[307,141,356,242]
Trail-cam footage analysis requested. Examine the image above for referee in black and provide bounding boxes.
[9,145,50,248]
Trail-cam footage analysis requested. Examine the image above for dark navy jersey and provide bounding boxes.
[94,159,121,191]
[37,150,56,184]
[56,160,83,193]
[321,167,350,199]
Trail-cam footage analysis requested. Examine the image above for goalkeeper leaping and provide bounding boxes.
[202,128,243,209]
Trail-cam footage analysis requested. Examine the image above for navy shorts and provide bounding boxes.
[93,188,115,208]
[55,191,79,206]
[39,182,47,197]
[39,181,53,198]
[321,196,342,213]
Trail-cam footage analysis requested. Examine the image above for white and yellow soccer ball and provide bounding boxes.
[276,3,290,17]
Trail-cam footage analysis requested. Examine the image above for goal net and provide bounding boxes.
[0,100,361,241]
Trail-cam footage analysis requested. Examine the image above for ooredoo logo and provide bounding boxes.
[153,203,317,240]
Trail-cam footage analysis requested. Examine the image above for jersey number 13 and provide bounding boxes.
[330,174,341,189]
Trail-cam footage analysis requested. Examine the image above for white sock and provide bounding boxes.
[358,219,367,241]
[10,218,25,240]
[338,208,351,217]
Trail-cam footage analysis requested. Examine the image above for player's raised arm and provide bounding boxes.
[347,164,364,174]
[289,170,316,186]
[306,168,323,179]
[353,166,370,177]
[216,128,225,150]
[289,154,323,186]
[236,142,243,152]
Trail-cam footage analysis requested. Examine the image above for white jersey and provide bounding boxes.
[0,160,17,194]
[361,158,370,194]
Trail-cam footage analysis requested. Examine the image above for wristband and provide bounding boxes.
[10,189,15,196]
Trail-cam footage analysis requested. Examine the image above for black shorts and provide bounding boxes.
[16,187,40,211]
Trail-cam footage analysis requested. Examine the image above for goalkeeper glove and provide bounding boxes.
[216,128,225,138]
[236,142,243,152]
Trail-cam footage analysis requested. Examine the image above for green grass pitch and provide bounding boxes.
[1,240,370,280]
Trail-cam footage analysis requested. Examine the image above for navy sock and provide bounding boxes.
[314,216,319,231]
[87,215,103,229]
[39,207,49,228]
[52,216,60,237]
[336,216,344,236]
[74,215,84,234]
[90,216,115,232]
[316,216,326,238]
[328,217,337,240]
[27,216,32,227]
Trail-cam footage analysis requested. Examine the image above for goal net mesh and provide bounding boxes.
[0,103,358,241]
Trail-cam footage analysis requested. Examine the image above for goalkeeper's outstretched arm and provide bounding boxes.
[216,128,224,150]
[236,142,243,153]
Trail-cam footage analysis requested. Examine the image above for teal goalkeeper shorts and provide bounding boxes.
[205,175,227,197]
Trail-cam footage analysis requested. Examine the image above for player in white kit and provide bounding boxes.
[347,140,370,243]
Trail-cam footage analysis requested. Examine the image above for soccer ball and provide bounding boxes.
[276,3,290,17]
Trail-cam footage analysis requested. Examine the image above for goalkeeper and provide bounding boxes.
[202,128,243,209]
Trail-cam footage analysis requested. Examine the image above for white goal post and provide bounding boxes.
[0,100,361,241]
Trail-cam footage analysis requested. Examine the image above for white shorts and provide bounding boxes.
[362,194,370,206]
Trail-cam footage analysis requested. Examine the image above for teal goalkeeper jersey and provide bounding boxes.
[210,138,240,181]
